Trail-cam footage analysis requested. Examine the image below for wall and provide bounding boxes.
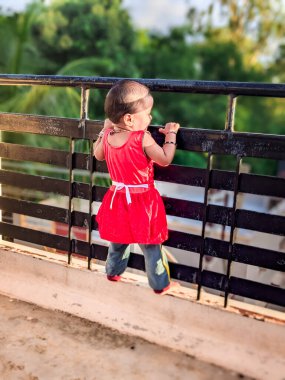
[0,241,284,380]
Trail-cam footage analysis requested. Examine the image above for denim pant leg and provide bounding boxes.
[139,244,170,291]
[106,243,130,276]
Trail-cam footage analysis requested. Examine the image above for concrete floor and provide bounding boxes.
[0,294,253,380]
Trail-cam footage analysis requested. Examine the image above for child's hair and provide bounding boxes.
[104,79,151,123]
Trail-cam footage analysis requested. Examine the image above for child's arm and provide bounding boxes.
[144,122,180,166]
[93,119,113,161]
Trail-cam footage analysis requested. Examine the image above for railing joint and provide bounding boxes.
[78,119,87,139]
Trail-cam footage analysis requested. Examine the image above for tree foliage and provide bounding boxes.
[0,0,284,174]
[32,0,138,76]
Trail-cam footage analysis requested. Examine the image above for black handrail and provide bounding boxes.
[0,74,285,97]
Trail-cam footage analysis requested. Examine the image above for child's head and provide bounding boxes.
[104,80,153,129]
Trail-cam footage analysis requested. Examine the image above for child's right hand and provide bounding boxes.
[159,122,180,135]
[103,118,114,131]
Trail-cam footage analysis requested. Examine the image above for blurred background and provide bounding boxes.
[0,0,285,174]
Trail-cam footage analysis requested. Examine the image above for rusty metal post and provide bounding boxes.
[79,87,93,269]
[224,156,242,307]
[197,153,213,300]
[67,86,90,265]
[225,94,237,132]
[87,139,94,269]
[67,137,75,265]
[79,86,90,138]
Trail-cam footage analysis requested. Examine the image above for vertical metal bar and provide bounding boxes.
[79,86,91,268]
[223,91,239,305]
[224,156,242,307]
[197,153,213,300]
[67,86,90,265]
[225,94,237,132]
[0,132,13,242]
[0,130,2,241]
[79,86,90,139]
[67,137,74,264]
[81,87,89,119]
[220,193,229,241]
[87,140,94,269]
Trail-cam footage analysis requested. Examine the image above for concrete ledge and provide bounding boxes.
[0,242,284,380]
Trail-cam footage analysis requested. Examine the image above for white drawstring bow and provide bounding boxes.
[110,181,149,209]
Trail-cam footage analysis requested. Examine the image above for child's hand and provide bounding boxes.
[159,122,180,135]
[103,118,114,131]
[97,119,114,140]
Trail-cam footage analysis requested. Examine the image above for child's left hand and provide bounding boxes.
[159,122,180,135]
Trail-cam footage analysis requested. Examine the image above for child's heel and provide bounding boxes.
[153,281,180,295]
[107,275,122,282]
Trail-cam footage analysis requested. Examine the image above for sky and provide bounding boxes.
[0,0,192,33]
[123,0,191,32]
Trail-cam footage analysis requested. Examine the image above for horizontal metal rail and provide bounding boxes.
[1,113,285,158]
[1,74,285,97]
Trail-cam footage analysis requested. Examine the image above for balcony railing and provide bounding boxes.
[0,74,284,309]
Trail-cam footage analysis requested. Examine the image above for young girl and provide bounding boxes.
[94,79,180,294]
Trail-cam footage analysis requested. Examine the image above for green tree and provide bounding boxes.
[134,1,285,173]
[32,0,138,77]
[0,0,284,175]
[0,0,141,177]
[0,2,47,75]
[0,0,140,144]
[186,0,285,67]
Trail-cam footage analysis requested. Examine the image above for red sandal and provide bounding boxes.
[107,275,122,282]
[154,281,180,295]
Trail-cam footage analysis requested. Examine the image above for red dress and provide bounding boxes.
[96,128,168,244]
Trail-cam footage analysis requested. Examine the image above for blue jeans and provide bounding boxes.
[106,243,170,291]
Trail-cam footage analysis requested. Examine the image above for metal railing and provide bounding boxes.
[0,74,284,309]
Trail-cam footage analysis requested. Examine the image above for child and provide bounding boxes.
[94,79,180,294]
